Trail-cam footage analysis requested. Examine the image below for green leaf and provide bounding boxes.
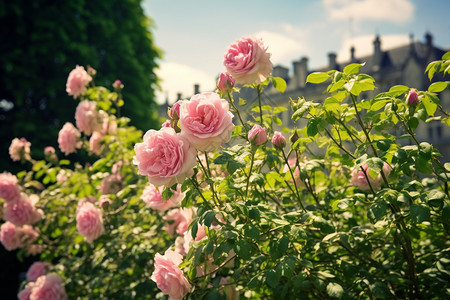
[343,62,365,74]
[368,200,387,222]
[266,270,279,288]
[443,51,450,60]
[408,117,419,130]
[422,94,438,116]
[202,290,224,300]
[389,85,409,95]
[410,204,430,223]
[327,282,344,298]
[238,97,247,106]
[306,72,329,84]
[273,106,288,114]
[272,76,287,93]
[428,81,448,93]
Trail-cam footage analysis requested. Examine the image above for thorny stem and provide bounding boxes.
[294,150,320,205]
[350,94,390,187]
[245,149,256,200]
[227,91,248,134]
[256,85,263,126]
[324,128,356,159]
[281,149,306,212]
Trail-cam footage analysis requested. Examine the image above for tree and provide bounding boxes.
[0,0,161,172]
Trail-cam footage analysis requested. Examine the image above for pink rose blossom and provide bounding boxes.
[283,158,304,188]
[9,137,31,162]
[248,124,267,145]
[161,120,171,128]
[27,273,67,300]
[164,208,193,236]
[66,65,92,98]
[0,221,22,251]
[151,249,192,300]
[21,225,40,245]
[169,101,182,120]
[26,262,51,282]
[75,101,103,135]
[272,131,286,149]
[58,122,81,155]
[142,184,183,212]
[101,115,117,135]
[351,163,391,192]
[406,89,420,107]
[179,92,234,151]
[89,131,102,155]
[134,127,197,187]
[98,195,112,208]
[100,174,122,195]
[3,194,41,226]
[224,35,273,85]
[0,172,21,202]
[27,244,45,256]
[217,72,235,91]
[76,201,104,243]
[56,170,68,183]
[112,79,123,89]
[44,146,55,155]
[18,282,34,300]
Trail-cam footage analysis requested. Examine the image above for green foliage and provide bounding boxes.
[0,0,161,172]
[4,50,450,300]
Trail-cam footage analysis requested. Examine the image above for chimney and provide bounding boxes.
[194,84,200,95]
[293,57,308,88]
[328,52,338,70]
[373,35,382,69]
[272,65,289,81]
[425,32,433,57]
[350,46,356,62]
[176,93,182,101]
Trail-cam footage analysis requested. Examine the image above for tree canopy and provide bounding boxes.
[0,0,161,171]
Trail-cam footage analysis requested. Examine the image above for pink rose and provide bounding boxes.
[56,170,68,183]
[248,124,267,145]
[0,221,22,251]
[142,184,183,211]
[3,194,41,226]
[100,174,122,195]
[112,160,122,175]
[66,65,92,98]
[75,101,103,135]
[0,172,21,202]
[406,89,419,107]
[217,72,235,92]
[112,79,123,89]
[351,163,391,192]
[134,127,197,187]
[101,114,117,135]
[26,262,51,282]
[164,208,193,236]
[44,146,55,155]
[28,273,67,300]
[89,131,102,155]
[179,92,234,151]
[76,201,104,243]
[151,249,192,300]
[283,158,304,188]
[58,122,82,155]
[18,282,33,300]
[272,131,286,149]
[9,137,31,162]
[169,101,182,120]
[161,120,171,128]
[98,195,112,208]
[223,35,273,85]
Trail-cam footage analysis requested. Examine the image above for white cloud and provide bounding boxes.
[336,34,410,62]
[155,62,216,104]
[252,30,307,67]
[323,0,414,24]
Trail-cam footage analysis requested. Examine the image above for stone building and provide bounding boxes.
[237,32,449,159]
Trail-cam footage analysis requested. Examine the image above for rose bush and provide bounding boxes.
[1,42,449,300]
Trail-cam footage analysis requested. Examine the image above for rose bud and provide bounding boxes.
[406,89,419,107]
[272,131,286,149]
[248,125,267,145]
[217,72,235,92]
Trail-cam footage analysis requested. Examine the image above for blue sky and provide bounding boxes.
[142,0,450,104]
